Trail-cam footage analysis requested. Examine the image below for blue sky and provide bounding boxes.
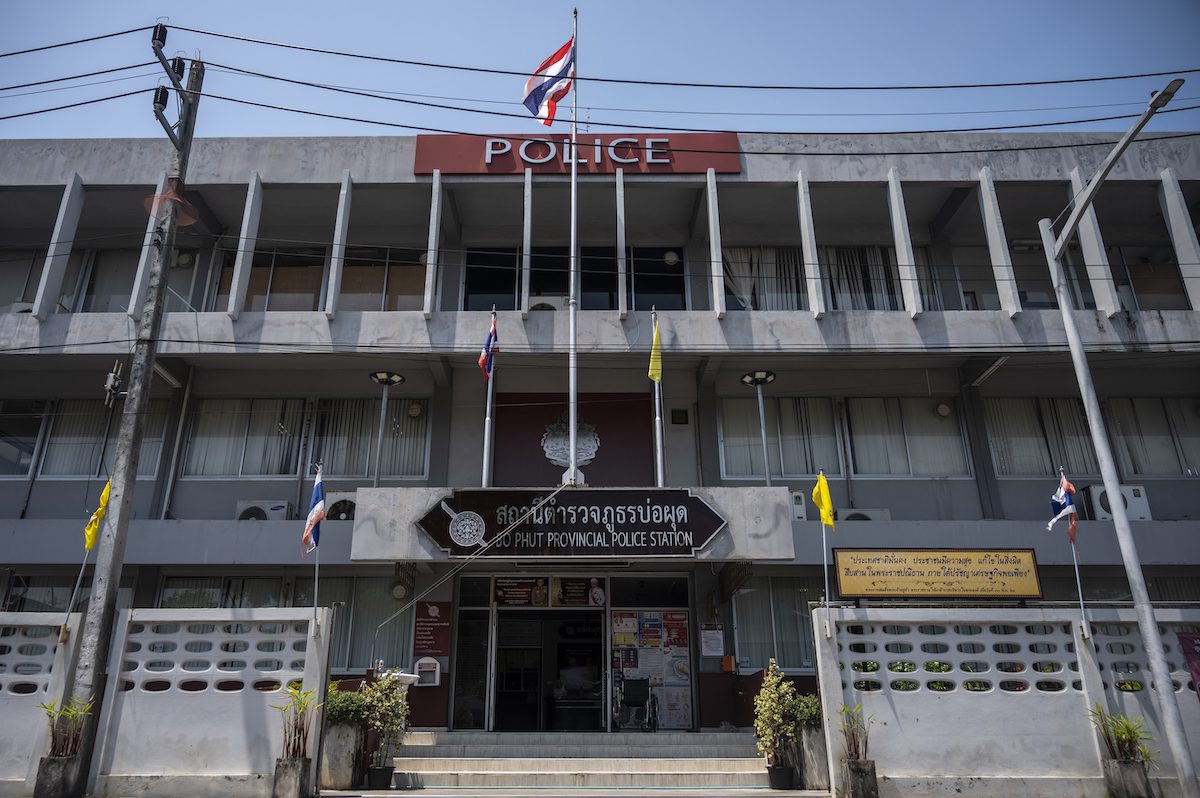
[1,0,1198,139]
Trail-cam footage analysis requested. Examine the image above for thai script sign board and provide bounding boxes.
[416,489,726,558]
[834,549,1042,598]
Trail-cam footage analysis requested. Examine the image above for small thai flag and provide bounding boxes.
[522,37,575,126]
[1047,472,1078,544]
[479,316,498,380]
[302,466,325,555]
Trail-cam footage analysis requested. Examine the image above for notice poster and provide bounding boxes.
[661,686,693,728]
[638,648,664,676]
[664,612,689,649]
[613,648,638,670]
[700,624,724,657]
[612,612,638,647]
[495,577,548,606]
[553,576,607,607]
[665,654,691,686]
[638,611,663,647]
[413,601,452,656]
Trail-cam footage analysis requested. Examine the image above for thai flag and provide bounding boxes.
[522,37,575,126]
[479,316,498,380]
[1047,472,1078,544]
[302,466,325,555]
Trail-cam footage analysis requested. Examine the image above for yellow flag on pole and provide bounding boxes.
[812,472,835,530]
[84,479,111,551]
[648,318,662,383]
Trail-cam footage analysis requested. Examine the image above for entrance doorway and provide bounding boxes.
[493,609,604,732]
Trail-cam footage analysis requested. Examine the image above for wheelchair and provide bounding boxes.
[614,676,659,732]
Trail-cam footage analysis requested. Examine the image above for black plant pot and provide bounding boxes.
[767,763,795,790]
[1102,758,1153,798]
[367,765,395,790]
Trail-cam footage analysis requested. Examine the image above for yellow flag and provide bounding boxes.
[84,479,111,551]
[812,473,835,530]
[647,319,662,383]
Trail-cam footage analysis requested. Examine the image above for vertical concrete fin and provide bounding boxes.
[227,172,263,320]
[888,168,923,319]
[1070,167,1119,317]
[615,168,628,320]
[32,173,85,321]
[978,166,1022,318]
[796,169,825,319]
[128,171,169,322]
[325,170,353,320]
[521,167,532,319]
[1159,167,1200,311]
[423,169,442,319]
[706,168,725,318]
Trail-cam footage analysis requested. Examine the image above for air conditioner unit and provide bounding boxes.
[836,508,892,522]
[1086,485,1152,521]
[788,490,808,521]
[235,500,293,521]
[324,491,357,521]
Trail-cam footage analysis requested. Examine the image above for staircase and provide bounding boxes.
[391,730,768,789]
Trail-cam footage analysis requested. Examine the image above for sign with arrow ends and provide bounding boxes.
[417,489,727,558]
[834,549,1041,599]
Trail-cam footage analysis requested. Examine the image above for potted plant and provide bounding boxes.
[838,703,878,798]
[361,670,411,790]
[33,695,93,798]
[271,683,321,798]
[1090,704,1157,798]
[321,682,366,790]
[788,692,828,790]
[753,658,797,790]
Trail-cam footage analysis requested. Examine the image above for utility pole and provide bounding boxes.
[58,26,203,797]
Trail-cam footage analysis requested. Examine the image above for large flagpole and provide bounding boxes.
[565,7,580,486]
[482,305,498,487]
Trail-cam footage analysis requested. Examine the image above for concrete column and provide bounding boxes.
[615,168,628,319]
[31,173,85,321]
[706,168,725,318]
[226,172,263,320]
[521,167,532,318]
[1159,167,1200,310]
[1070,167,1120,317]
[796,170,826,319]
[887,168,922,319]
[325,170,353,319]
[978,166,1022,318]
[128,171,169,322]
[422,169,441,319]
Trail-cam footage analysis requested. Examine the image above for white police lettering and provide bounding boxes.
[483,136,671,167]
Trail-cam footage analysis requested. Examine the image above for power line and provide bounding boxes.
[0,87,151,122]
[174,25,1200,92]
[0,63,157,93]
[203,61,1200,137]
[0,26,153,59]
[189,88,1200,157]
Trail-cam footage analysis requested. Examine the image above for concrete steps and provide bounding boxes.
[391,731,769,789]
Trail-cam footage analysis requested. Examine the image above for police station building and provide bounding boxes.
[2,130,1199,733]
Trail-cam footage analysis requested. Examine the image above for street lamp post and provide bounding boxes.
[1039,79,1197,798]
[740,370,776,487]
[369,371,404,488]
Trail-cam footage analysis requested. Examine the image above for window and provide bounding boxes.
[313,397,429,477]
[629,246,685,311]
[340,246,425,311]
[0,399,45,476]
[80,249,140,312]
[159,576,282,608]
[720,397,839,478]
[213,247,328,312]
[733,575,820,670]
[822,245,900,310]
[41,399,168,477]
[183,399,304,477]
[983,397,1098,476]
[294,576,412,671]
[1107,244,1190,311]
[0,249,45,310]
[1107,397,1200,476]
[722,246,807,311]
[464,248,519,311]
[846,398,969,476]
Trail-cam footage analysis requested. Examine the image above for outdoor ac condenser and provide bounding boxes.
[1086,484,1152,521]
[324,491,357,521]
[235,500,293,521]
[835,508,892,522]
